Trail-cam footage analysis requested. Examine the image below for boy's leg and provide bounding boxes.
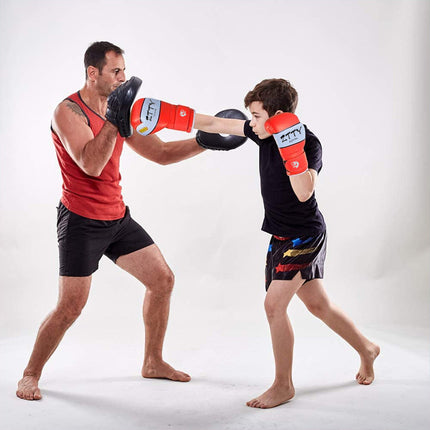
[297,279,380,384]
[16,276,92,400]
[247,273,304,409]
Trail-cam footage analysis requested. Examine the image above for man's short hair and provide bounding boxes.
[244,78,298,116]
[84,41,124,78]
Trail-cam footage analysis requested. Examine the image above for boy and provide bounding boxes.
[131,78,380,409]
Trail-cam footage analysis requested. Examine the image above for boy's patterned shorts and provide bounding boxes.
[265,231,327,291]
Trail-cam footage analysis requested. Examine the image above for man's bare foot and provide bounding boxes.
[247,382,295,409]
[16,375,42,401]
[356,343,380,385]
[142,359,191,382]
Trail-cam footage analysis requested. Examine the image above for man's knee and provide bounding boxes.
[147,268,175,295]
[54,303,84,326]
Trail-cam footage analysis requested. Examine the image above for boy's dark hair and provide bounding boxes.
[244,78,298,116]
[84,41,124,78]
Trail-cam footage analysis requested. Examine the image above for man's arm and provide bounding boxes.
[290,169,318,202]
[125,131,205,165]
[52,100,118,177]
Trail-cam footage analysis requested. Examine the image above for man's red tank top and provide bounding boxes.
[52,91,126,220]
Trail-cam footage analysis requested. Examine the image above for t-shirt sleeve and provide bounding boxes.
[243,120,262,145]
[305,128,323,173]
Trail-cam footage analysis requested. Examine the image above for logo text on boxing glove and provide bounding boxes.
[137,98,161,135]
[274,123,305,148]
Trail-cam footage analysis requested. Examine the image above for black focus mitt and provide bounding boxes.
[106,76,142,138]
[196,109,248,151]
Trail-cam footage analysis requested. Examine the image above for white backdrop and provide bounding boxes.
[0,0,429,339]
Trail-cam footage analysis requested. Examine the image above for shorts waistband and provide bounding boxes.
[274,235,291,241]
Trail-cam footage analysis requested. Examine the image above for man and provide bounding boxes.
[16,41,244,401]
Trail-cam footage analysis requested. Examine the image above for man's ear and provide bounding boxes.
[87,66,98,82]
[274,110,284,116]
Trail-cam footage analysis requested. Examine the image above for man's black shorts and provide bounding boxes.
[265,231,327,291]
[57,202,154,277]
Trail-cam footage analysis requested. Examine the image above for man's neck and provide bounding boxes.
[79,83,107,117]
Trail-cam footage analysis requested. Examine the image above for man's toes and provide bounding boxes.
[249,399,264,408]
[172,371,191,382]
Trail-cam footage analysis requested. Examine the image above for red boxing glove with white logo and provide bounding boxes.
[131,98,195,135]
[264,113,308,176]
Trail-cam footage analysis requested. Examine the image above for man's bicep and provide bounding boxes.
[52,101,94,163]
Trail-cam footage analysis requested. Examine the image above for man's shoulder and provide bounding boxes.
[58,98,86,118]
[52,94,89,134]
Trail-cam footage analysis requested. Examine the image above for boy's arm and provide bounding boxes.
[129,98,247,158]
[130,98,246,137]
[290,169,318,202]
[193,113,246,137]
[265,112,318,202]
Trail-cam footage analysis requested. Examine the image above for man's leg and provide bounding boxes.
[296,279,380,384]
[247,273,305,409]
[16,276,92,400]
[116,244,190,382]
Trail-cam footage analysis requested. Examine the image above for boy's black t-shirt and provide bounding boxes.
[244,120,326,237]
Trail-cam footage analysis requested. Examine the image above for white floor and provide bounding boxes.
[2,314,429,430]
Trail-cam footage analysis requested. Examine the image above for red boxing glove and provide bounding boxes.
[131,98,195,136]
[265,113,308,176]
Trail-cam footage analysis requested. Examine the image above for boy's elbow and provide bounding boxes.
[297,191,313,203]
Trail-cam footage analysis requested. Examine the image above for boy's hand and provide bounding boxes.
[265,113,308,176]
[131,98,195,136]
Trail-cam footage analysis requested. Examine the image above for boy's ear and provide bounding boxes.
[274,110,284,116]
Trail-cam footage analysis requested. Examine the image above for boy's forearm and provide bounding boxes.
[193,113,216,132]
[194,113,246,136]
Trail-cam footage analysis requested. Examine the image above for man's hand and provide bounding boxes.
[106,76,142,138]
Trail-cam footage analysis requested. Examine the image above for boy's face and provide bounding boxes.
[248,101,271,139]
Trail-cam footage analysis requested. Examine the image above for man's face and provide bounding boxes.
[96,51,126,97]
[248,101,271,139]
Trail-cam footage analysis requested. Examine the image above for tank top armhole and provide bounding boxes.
[64,97,91,128]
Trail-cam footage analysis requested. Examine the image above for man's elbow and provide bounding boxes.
[85,168,103,177]
[81,162,103,177]
[154,153,173,166]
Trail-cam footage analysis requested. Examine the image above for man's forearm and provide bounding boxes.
[80,122,118,176]
[157,138,206,165]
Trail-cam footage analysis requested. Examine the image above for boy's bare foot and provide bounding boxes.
[16,375,42,401]
[142,359,191,382]
[356,343,380,385]
[247,382,295,409]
